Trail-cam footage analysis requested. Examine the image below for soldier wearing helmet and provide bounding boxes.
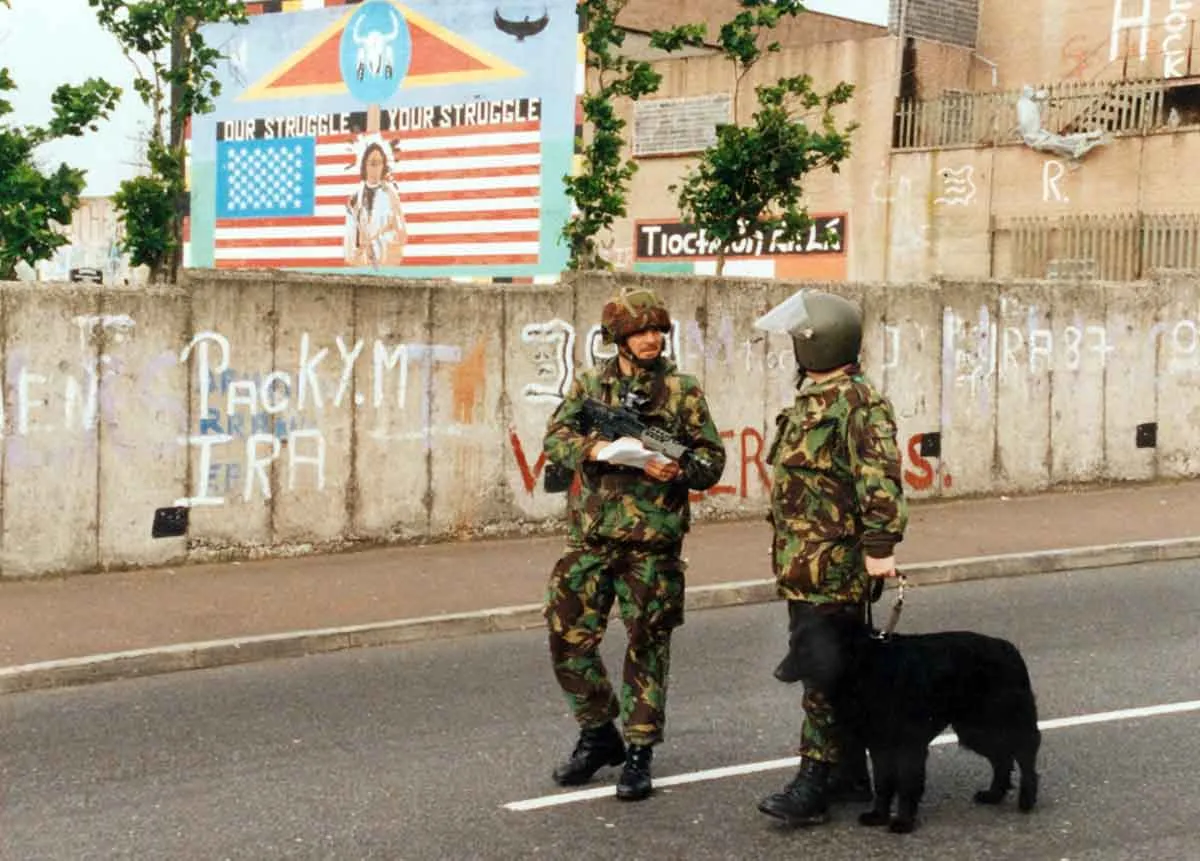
[753,288,908,827]
[542,285,727,802]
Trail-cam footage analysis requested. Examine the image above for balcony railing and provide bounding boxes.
[993,212,1200,281]
[894,78,1175,150]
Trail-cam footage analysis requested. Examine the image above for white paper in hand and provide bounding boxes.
[594,437,672,469]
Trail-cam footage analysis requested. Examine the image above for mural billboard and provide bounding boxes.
[191,0,577,280]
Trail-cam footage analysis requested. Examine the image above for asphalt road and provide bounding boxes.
[2,559,1198,861]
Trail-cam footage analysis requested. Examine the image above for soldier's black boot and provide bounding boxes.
[828,744,873,803]
[616,744,653,801]
[757,758,832,826]
[552,721,626,787]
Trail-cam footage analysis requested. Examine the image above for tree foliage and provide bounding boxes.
[670,0,857,274]
[0,68,121,280]
[89,0,247,282]
[563,0,704,270]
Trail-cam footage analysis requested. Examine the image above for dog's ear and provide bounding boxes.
[774,650,805,684]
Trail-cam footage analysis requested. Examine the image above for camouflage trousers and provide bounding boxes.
[787,599,867,764]
[544,541,686,747]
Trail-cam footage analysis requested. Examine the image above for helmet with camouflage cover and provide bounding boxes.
[753,288,862,372]
[601,285,672,345]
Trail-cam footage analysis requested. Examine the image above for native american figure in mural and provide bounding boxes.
[344,138,407,268]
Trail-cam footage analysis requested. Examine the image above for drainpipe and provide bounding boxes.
[882,0,910,283]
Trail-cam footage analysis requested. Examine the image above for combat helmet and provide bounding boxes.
[754,288,862,372]
[601,285,672,345]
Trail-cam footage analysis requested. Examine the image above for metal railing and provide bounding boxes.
[993,212,1200,281]
[894,78,1172,150]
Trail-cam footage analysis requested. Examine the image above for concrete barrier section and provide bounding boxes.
[1,271,1196,578]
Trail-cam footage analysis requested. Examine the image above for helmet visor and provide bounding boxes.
[753,289,814,336]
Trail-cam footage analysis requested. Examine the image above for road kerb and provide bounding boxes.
[3,537,1199,695]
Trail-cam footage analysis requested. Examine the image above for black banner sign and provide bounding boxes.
[635,216,846,259]
[217,98,542,141]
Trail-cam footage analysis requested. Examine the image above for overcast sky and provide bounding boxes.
[0,0,889,196]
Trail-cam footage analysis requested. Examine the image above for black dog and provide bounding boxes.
[774,608,1040,833]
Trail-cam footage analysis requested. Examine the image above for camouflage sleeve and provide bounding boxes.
[679,383,727,492]
[543,377,601,470]
[848,399,908,557]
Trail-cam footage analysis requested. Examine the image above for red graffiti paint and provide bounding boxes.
[705,430,739,496]
[512,426,774,499]
[510,429,547,495]
[904,433,935,491]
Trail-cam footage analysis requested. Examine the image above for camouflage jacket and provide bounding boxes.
[543,357,726,549]
[766,366,908,603]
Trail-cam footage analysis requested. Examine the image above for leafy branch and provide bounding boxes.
[563,0,704,270]
[89,0,248,282]
[0,68,121,280]
[670,0,857,274]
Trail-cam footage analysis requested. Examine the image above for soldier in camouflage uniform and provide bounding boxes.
[753,288,908,827]
[543,286,727,801]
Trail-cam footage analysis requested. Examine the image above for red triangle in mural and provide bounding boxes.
[240,5,517,101]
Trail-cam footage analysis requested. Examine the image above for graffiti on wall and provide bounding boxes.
[934,166,977,206]
[192,0,576,279]
[174,329,481,506]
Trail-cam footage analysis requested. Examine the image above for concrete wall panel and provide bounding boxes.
[271,283,356,543]
[181,276,277,546]
[1049,282,1108,481]
[880,284,945,498]
[993,285,1053,491]
[504,286,579,522]
[938,282,999,494]
[694,279,770,513]
[1103,282,1158,481]
[97,289,190,568]
[1,288,102,576]
[351,284,434,540]
[427,288,507,535]
[1153,276,1200,477]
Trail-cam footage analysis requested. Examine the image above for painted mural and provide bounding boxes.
[191,0,576,279]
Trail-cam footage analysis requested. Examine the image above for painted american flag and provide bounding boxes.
[212,113,543,269]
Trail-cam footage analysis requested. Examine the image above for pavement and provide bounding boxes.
[2,479,1199,694]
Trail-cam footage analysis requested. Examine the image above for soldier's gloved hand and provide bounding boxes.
[643,458,681,482]
[866,555,898,578]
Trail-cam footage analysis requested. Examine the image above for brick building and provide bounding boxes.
[608,0,1200,282]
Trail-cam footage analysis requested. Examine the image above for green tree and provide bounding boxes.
[563,1,704,270]
[89,0,247,282]
[670,0,857,274]
[0,68,122,280]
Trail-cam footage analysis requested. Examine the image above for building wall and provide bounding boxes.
[618,1,886,48]
[616,36,901,282]
[2,270,1196,579]
[976,0,1200,88]
[32,198,145,286]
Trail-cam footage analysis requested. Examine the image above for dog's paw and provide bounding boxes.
[973,788,1007,805]
[888,817,916,834]
[858,810,890,827]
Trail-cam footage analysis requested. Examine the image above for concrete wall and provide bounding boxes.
[2,270,1198,579]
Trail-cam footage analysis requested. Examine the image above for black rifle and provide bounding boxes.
[543,398,692,493]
